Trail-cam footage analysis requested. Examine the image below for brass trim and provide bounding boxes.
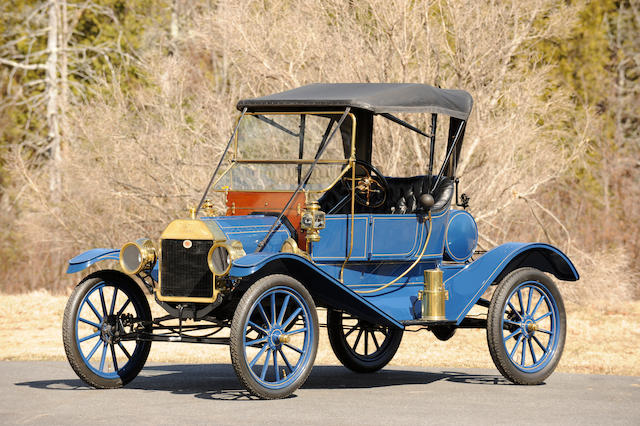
[156,294,218,303]
[280,237,311,260]
[211,158,354,195]
[234,159,348,165]
[157,219,224,303]
[278,334,291,344]
[354,212,433,294]
[339,159,356,281]
[211,111,357,195]
[161,219,215,240]
[420,268,448,321]
[201,199,217,217]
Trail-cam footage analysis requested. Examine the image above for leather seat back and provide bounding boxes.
[387,176,454,214]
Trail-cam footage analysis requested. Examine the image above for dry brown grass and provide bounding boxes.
[2,290,638,376]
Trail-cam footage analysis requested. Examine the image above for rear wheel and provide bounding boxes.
[327,310,403,373]
[486,268,566,385]
[62,271,152,388]
[230,275,318,399]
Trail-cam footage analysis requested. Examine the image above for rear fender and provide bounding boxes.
[230,253,404,329]
[446,242,578,324]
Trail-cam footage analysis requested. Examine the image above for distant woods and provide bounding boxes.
[0,0,638,299]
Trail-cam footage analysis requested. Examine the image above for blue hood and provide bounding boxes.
[202,214,292,253]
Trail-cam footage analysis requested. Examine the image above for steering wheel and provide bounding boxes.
[341,160,388,208]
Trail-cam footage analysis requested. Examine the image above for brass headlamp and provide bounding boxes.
[208,240,245,276]
[119,238,157,275]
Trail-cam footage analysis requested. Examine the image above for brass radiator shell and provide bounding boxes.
[157,219,225,303]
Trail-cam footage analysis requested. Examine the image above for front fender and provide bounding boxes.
[66,248,120,274]
[230,253,403,329]
[445,242,578,324]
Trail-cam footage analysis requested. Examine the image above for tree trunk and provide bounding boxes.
[59,1,68,148]
[169,0,179,55]
[46,0,61,201]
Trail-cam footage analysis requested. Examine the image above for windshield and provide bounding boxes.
[213,112,354,192]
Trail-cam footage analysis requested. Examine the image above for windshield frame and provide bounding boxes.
[210,111,357,194]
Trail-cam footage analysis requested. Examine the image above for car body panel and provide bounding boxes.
[444,209,478,262]
[206,215,291,253]
[66,249,121,274]
[310,210,449,262]
[229,241,577,325]
[230,252,404,329]
[443,242,578,323]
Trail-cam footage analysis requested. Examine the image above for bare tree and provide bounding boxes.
[46,0,61,198]
[1,0,132,201]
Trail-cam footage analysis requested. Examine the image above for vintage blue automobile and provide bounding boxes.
[62,83,579,399]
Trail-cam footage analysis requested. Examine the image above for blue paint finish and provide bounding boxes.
[230,253,404,329]
[75,280,135,378]
[231,240,577,325]
[67,249,120,274]
[370,216,422,258]
[150,263,159,282]
[444,210,477,262]
[206,215,290,253]
[444,242,579,324]
[231,252,284,273]
[328,261,465,321]
[66,215,288,275]
[311,211,449,262]
[241,286,315,389]
[231,226,578,325]
[369,212,449,259]
[312,215,369,261]
[499,281,561,373]
[68,211,577,329]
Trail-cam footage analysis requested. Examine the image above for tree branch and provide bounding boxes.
[0,57,46,70]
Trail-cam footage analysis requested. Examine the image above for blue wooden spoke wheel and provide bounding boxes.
[487,267,566,384]
[230,274,319,399]
[327,310,403,373]
[62,271,152,388]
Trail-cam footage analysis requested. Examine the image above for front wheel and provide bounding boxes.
[486,268,566,385]
[62,271,152,388]
[229,275,319,399]
[327,310,403,373]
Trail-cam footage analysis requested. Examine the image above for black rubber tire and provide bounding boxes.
[229,274,319,399]
[327,309,403,373]
[486,267,566,385]
[62,270,152,389]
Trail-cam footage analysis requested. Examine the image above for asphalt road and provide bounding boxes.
[1,361,639,425]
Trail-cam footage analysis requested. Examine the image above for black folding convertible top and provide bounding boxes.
[237,83,473,120]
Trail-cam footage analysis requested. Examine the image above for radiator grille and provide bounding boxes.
[160,239,214,299]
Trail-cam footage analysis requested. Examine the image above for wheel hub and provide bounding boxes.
[522,316,538,337]
[100,315,121,344]
[268,327,286,349]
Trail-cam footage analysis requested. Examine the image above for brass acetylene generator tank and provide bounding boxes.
[419,268,449,321]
